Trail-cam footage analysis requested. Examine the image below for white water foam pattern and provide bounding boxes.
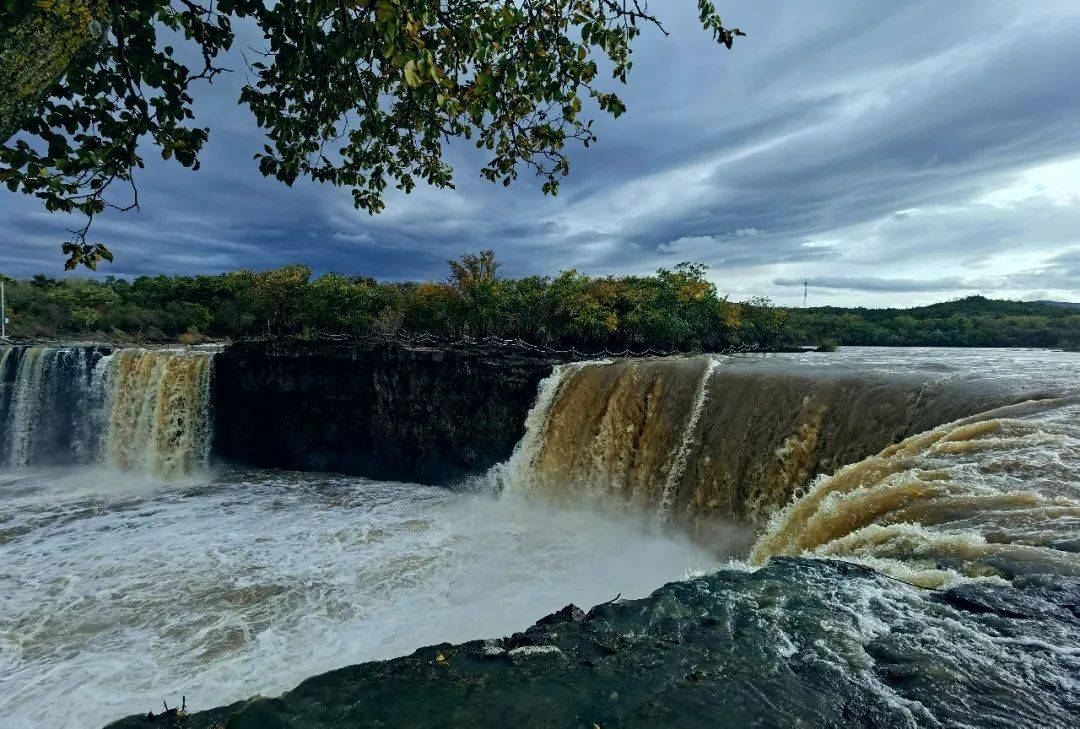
[0,467,721,728]
[658,356,721,520]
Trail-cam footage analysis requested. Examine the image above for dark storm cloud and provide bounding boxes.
[2,1,1079,305]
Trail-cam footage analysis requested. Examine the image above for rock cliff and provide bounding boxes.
[212,338,558,484]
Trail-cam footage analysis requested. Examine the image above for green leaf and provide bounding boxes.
[404,61,421,88]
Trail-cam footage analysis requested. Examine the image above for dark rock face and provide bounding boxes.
[211,339,558,484]
[103,558,1080,729]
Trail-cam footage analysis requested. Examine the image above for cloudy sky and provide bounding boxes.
[3,0,1080,306]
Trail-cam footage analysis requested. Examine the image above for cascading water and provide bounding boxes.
[749,396,1080,587]
[1,346,97,467]
[5,346,56,466]
[0,344,19,419]
[501,357,719,515]
[658,357,720,519]
[101,349,214,479]
[498,349,1080,590]
[0,345,213,478]
[1,346,1078,728]
[500,353,1062,532]
[486,360,599,494]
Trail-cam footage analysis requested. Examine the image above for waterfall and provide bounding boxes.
[0,345,213,478]
[510,357,720,515]
[0,345,15,392]
[6,346,62,466]
[492,360,596,493]
[749,397,1080,587]
[657,357,719,520]
[73,352,115,461]
[495,354,1078,585]
[500,355,1039,528]
[0,345,21,448]
[101,349,213,479]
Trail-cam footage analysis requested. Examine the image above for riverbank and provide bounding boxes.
[103,557,1080,729]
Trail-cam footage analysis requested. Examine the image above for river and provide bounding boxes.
[1,346,1077,727]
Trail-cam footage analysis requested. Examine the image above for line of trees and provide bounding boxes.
[790,298,1080,350]
[2,253,1078,351]
[0,253,788,351]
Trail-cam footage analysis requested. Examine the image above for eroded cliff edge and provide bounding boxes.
[211,343,1042,496]
[103,558,1080,729]
[212,339,560,484]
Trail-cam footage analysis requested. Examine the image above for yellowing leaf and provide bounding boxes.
[403,61,421,88]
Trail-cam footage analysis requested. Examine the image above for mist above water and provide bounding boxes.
[0,467,727,728]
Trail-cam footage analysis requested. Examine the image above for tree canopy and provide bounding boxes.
[0,1,742,269]
[0,253,774,351]
[3,254,1077,352]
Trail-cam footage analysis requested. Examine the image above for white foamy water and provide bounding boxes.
[758,345,1080,394]
[0,346,213,478]
[4,346,1079,728]
[0,467,722,727]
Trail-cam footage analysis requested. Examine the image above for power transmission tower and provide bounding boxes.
[803,280,808,308]
[1,278,7,339]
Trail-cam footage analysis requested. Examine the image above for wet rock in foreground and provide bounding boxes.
[104,558,1080,729]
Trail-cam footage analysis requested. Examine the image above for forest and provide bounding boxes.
[2,253,1078,352]
[790,297,1080,350]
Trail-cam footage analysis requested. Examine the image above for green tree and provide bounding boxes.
[3,261,1079,350]
[211,269,258,336]
[447,250,502,337]
[306,272,378,334]
[401,282,456,336]
[546,270,625,346]
[68,305,101,330]
[739,296,788,349]
[249,264,312,335]
[498,275,551,342]
[0,1,742,269]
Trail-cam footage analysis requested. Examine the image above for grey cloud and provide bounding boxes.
[1003,246,1080,290]
[1,0,1079,306]
[775,244,1080,296]
[774,276,985,293]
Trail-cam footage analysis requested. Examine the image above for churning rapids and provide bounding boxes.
[1,346,1078,728]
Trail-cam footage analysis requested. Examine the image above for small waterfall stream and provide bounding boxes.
[5,346,59,466]
[101,349,214,478]
[0,345,213,478]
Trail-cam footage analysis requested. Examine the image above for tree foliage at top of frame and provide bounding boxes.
[0,1,742,269]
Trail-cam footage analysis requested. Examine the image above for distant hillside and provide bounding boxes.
[790,296,1080,349]
[799,296,1078,320]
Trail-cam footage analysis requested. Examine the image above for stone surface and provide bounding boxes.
[103,558,1080,729]
[211,338,560,484]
